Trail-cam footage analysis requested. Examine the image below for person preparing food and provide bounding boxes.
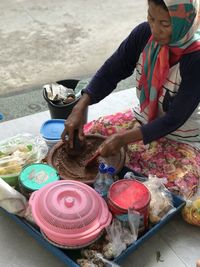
[62,0,200,199]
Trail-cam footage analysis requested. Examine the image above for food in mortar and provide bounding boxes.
[47,134,125,184]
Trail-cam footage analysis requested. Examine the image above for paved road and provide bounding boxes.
[0,0,147,96]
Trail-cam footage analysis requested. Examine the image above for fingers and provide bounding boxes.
[61,119,75,148]
[98,142,116,157]
[62,119,84,148]
[61,127,68,141]
[98,134,124,157]
[68,127,75,148]
[79,127,85,141]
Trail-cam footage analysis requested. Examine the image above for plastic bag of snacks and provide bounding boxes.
[102,215,139,260]
[76,217,138,266]
[77,249,120,267]
[0,134,48,186]
[182,186,200,227]
[144,175,176,224]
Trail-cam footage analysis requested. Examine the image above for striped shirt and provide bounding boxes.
[84,22,200,149]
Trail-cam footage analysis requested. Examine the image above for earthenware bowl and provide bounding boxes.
[46,134,126,184]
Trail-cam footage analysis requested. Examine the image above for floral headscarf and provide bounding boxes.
[139,0,200,121]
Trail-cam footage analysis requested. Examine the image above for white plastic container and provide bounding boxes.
[42,137,60,149]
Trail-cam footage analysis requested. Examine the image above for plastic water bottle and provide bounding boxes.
[105,166,115,191]
[94,162,107,197]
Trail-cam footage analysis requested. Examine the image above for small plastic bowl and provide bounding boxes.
[40,119,65,140]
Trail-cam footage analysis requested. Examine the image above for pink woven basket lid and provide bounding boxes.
[29,180,112,247]
[108,179,151,211]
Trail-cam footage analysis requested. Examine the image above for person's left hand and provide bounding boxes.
[97,133,125,157]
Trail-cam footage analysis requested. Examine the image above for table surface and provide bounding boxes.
[0,89,199,267]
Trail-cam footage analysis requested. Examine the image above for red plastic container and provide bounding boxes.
[107,179,151,232]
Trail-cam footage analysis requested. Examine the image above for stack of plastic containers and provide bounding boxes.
[40,119,65,149]
[19,163,60,198]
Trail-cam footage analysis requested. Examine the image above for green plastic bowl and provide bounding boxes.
[19,163,60,193]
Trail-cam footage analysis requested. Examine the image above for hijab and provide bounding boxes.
[139,0,200,121]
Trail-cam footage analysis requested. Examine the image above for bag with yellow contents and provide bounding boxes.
[182,197,200,227]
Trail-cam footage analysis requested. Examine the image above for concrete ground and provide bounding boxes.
[0,0,147,121]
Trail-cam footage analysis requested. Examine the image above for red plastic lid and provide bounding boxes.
[108,179,150,211]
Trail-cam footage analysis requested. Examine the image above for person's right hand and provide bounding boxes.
[61,93,90,148]
[61,108,85,148]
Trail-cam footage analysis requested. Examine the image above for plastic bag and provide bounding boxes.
[78,249,120,267]
[102,215,139,260]
[95,253,120,267]
[144,174,176,224]
[76,259,97,267]
[43,83,76,104]
[0,177,27,215]
[124,171,148,182]
[182,185,200,227]
[104,219,126,259]
[126,208,140,242]
[79,216,139,264]
[74,79,90,98]
[0,133,48,178]
[114,209,140,245]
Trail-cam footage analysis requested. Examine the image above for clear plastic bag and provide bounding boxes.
[126,208,140,242]
[95,253,120,267]
[0,133,48,178]
[79,249,120,267]
[103,215,140,260]
[124,171,148,182]
[104,219,127,259]
[74,79,90,98]
[182,184,200,227]
[0,177,27,215]
[79,216,139,264]
[144,174,176,224]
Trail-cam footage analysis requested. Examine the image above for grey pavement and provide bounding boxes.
[0,0,147,121]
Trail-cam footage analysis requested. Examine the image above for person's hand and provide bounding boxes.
[97,127,143,157]
[61,108,86,148]
[61,93,90,148]
[97,133,125,157]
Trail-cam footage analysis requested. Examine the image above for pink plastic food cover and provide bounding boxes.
[29,180,112,247]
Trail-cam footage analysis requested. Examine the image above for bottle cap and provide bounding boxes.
[107,167,116,175]
[98,163,107,173]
